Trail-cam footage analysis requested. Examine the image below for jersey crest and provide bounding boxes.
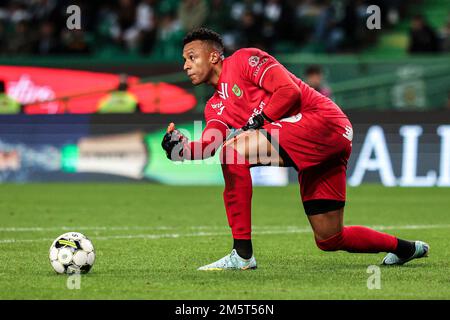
[232,84,242,97]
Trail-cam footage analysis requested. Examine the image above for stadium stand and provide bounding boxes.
[0,0,449,59]
[0,0,449,111]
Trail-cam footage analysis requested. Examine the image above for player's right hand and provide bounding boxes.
[161,123,187,161]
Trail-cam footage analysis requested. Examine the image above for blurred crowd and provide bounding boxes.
[409,14,449,53]
[0,0,449,57]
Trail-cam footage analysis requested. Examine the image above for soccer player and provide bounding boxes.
[162,28,429,270]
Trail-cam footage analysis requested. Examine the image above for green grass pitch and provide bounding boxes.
[0,184,449,299]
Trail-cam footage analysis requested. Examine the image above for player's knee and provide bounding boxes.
[314,231,344,252]
[220,143,247,166]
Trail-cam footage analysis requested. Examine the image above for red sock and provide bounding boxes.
[316,226,398,253]
[221,146,252,240]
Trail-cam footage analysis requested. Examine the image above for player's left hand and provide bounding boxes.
[161,123,188,161]
[242,112,271,131]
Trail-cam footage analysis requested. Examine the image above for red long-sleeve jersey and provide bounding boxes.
[183,48,345,160]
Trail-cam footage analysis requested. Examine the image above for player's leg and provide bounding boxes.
[301,159,429,265]
[268,111,429,265]
[222,129,285,166]
[307,208,429,264]
[307,206,400,253]
[306,207,344,241]
[198,129,284,271]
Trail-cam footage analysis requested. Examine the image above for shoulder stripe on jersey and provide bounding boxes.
[207,119,229,129]
[218,83,229,99]
[259,64,279,87]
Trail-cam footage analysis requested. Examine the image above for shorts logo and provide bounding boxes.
[343,125,353,141]
[232,84,242,97]
[248,56,260,67]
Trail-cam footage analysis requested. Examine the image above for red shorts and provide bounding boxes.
[263,111,352,202]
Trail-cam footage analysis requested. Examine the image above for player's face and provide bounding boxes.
[183,40,214,85]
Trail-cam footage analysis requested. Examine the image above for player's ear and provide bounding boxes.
[210,51,220,64]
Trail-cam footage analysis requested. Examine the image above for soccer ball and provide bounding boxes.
[49,232,95,274]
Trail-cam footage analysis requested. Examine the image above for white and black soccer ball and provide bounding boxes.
[49,232,95,274]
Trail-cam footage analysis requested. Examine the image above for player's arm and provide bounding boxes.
[161,120,228,161]
[258,64,301,122]
[239,49,301,130]
[183,120,228,160]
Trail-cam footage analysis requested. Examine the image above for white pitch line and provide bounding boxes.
[1,224,450,233]
[93,228,315,241]
[0,226,178,232]
[0,228,312,244]
[0,224,449,244]
[0,225,311,233]
[370,224,450,231]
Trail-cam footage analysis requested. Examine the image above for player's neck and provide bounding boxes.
[208,62,223,88]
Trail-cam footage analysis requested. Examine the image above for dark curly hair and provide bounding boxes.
[183,28,224,56]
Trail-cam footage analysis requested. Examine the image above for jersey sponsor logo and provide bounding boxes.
[211,101,222,109]
[217,106,225,115]
[343,125,353,141]
[232,84,242,97]
[217,83,229,100]
[211,101,225,115]
[248,56,260,67]
[252,58,269,77]
[246,101,266,124]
